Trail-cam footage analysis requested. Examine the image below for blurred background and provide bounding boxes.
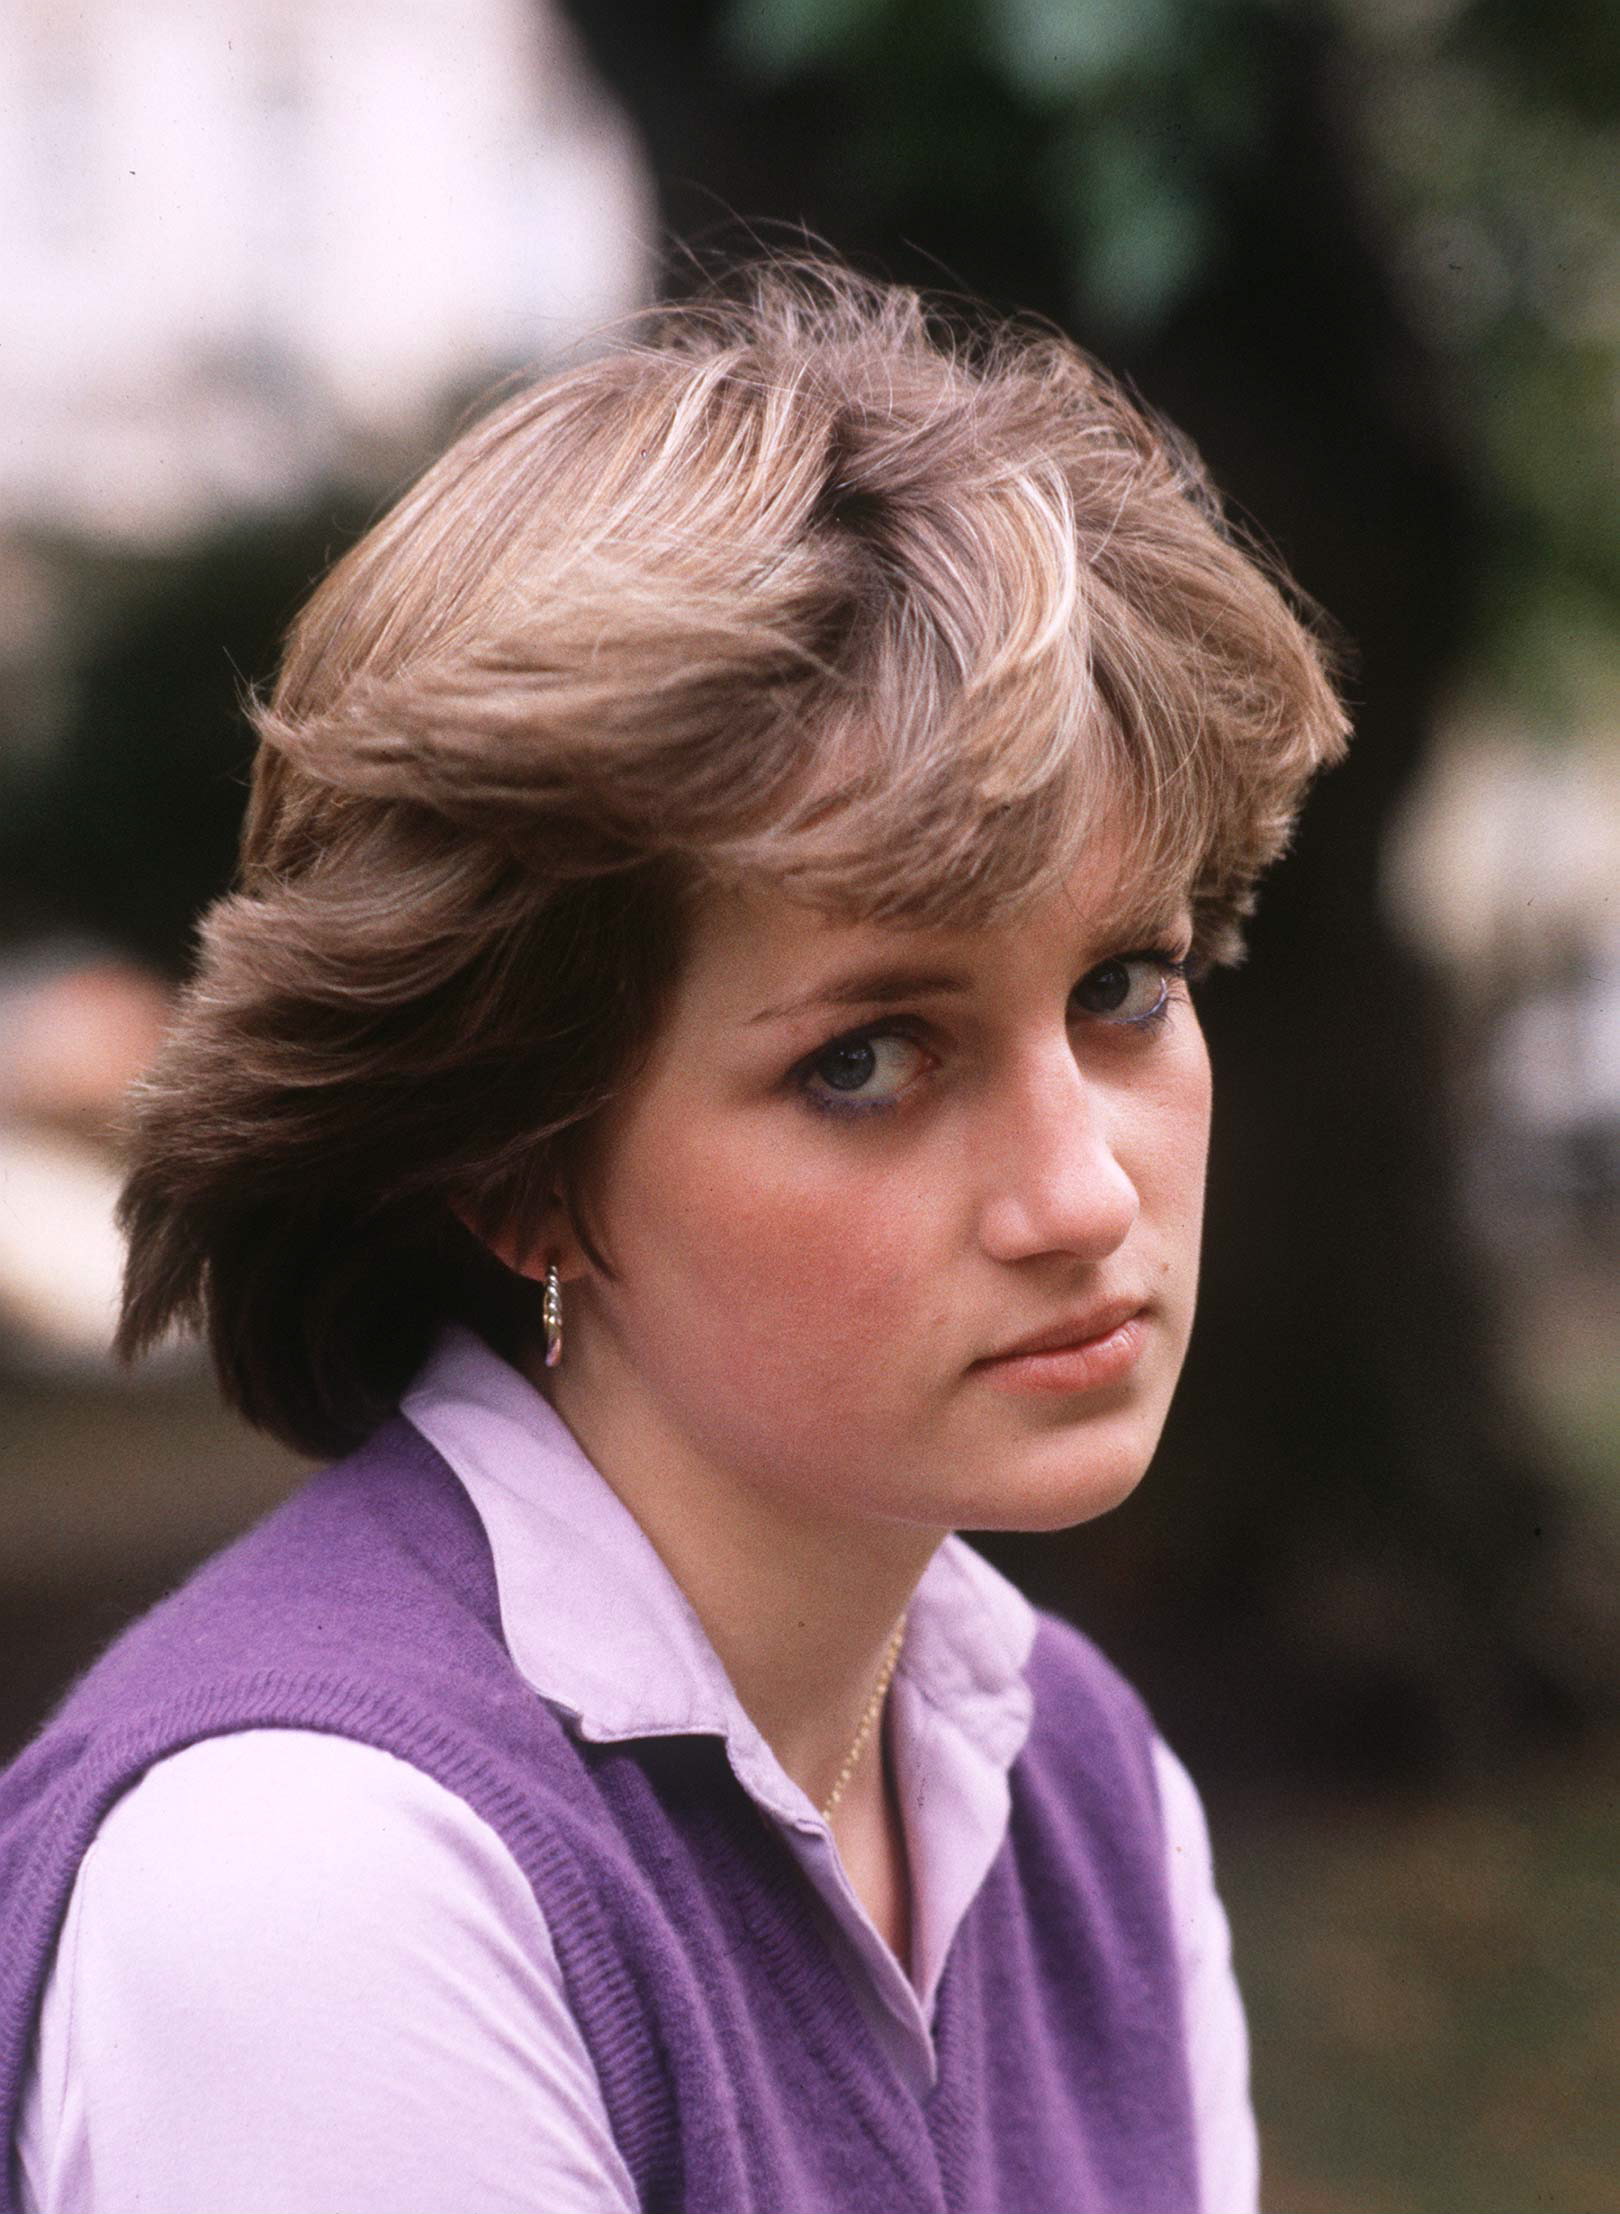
[1,2,1617,2206]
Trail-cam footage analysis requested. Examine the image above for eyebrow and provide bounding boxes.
[746,966,972,1028]
[744,899,1194,1029]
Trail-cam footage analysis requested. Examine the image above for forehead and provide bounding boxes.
[673,834,1192,1031]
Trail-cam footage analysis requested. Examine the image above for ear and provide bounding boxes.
[452,1195,590,1286]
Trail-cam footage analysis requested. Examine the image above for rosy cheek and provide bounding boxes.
[736,1176,905,1324]
[663,1127,924,1360]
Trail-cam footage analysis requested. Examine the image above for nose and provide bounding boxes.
[974,1047,1141,1265]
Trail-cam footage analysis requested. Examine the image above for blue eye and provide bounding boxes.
[1073,952,1187,1026]
[799,1029,931,1117]
[792,950,1190,1122]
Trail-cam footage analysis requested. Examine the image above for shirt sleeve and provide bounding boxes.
[15,1728,640,2214]
[1151,1734,1261,2214]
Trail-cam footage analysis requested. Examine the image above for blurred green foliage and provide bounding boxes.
[718,0,1620,735]
[723,0,1282,328]
[1329,0,1620,736]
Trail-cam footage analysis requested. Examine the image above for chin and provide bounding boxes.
[946,1407,1166,1534]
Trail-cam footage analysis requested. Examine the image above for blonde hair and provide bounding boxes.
[119,257,1349,1454]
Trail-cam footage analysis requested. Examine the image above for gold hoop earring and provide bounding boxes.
[542,1261,564,1369]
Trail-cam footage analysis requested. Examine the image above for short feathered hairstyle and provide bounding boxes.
[118,256,1350,1457]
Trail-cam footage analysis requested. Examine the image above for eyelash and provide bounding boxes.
[793,947,1194,1122]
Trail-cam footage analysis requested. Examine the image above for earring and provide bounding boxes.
[542,1261,564,1369]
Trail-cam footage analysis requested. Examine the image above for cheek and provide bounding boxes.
[1158,1031,1212,1194]
[1138,1029,1213,1289]
[598,1101,945,1404]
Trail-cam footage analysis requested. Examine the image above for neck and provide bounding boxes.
[543,1346,939,1817]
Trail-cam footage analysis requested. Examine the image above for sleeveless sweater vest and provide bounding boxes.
[0,1417,1198,2214]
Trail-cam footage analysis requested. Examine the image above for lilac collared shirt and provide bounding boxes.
[17,1325,1258,2214]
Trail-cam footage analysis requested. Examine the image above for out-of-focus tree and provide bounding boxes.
[559,0,1620,1784]
[0,520,370,972]
[1327,0,1620,735]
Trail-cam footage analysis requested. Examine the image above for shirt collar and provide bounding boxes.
[401,1323,1037,1832]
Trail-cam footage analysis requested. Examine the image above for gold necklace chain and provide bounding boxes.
[819,1612,908,1823]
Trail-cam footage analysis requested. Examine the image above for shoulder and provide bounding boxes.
[86,1726,516,1883]
[5,1419,510,1803]
[0,1417,582,2125]
[1146,1735,1262,2214]
[64,1729,546,1993]
[64,1416,497,1718]
[1022,1619,1224,1886]
[1023,1605,1159,1773]
[1016,1610,1225,1897]
[1008,1609,1183,1917]
[20,1730,639,2214]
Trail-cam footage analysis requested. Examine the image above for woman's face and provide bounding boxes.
[551,840,1212,1538]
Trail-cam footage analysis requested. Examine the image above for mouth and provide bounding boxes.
[977,1298,1148,1365]
[970,1300,1150,1396]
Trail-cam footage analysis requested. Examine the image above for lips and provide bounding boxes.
[976,1298,1147,1366]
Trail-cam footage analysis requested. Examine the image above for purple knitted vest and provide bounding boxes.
[1,1417,1198,2214]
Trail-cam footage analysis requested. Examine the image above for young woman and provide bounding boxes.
[1,260,1347,2214]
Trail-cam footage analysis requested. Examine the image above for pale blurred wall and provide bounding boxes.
[0,0,654,549]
